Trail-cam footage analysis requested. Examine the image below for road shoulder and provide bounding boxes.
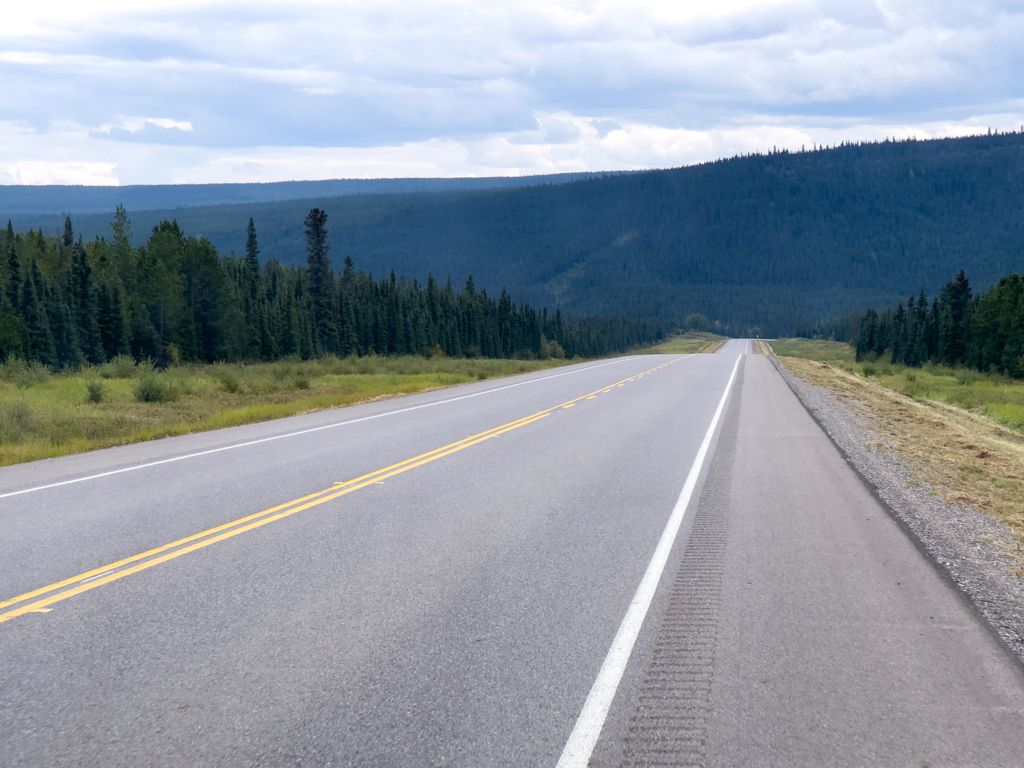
[769,353,1024,666]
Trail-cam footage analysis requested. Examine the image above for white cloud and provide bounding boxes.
[0,1,1022,183]
[102,117,195,133]
[1,161,119,186]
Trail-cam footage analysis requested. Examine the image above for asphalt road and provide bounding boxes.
[2,341,1023,767]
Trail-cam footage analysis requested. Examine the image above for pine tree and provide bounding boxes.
[110,204,135,291]
[338,255,358,355]
[19,261,57,367]
[97,285,128,358]
[46,280,84,369]
[303,208,338,355]
[244,218,260,294]
[242,218,263,357]
[938,270,972,366]
[1007,288,1024,378]
[856,309,879,360]
[70,237,103,363]
[7,242,20,309]
[910,289,929,365]
[0,294,23,360]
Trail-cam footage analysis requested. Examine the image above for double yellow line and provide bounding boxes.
[0,357,684,624]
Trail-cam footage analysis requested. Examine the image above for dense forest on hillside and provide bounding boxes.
[853,268,1024,378]
[0,172,613,216]
[15,132,1024,336]
[0,211,660,369]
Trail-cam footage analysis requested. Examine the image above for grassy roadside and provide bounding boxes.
[637,332,729,354]
[0,356,568,467]
[765,339,1024,567]
[768,337,856,364]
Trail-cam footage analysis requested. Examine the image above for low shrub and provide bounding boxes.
[85,379,106,403]
[0,401,35,443]
[133,374,169,403]
[99,354,137,379]
[1,358,51,388]
[212,365,242,393]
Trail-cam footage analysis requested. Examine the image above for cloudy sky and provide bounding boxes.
[1,0,1022,185]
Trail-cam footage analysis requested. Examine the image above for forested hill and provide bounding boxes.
[0,172,612,215]
[10,132,1024,335]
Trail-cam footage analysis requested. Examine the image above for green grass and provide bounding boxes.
[0,355,568,466]
[770,337,856,363]
[638,332,728,354]
[772,338,1024,435]
[847,362,1024,434]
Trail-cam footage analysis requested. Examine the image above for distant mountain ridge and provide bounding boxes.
[6,133,1024,335]
[0,172,619,215]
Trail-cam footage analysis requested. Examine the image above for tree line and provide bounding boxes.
[20,130,1024,336]
[854,269,1024,377]
[0,208,662,369]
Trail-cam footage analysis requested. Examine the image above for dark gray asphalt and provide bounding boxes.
[2,343,1023,766]
[602,349,1024,768]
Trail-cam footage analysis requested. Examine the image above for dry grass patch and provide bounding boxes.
[769,337,856,363]
[639,332,728,354]
[777,354,1024,565]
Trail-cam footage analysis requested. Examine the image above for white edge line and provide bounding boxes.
[0,357,659,500]
[555,353,742,768]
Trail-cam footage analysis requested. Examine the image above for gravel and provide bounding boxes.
[769,355,1024,667]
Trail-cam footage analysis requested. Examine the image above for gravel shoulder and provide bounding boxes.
[767,353,1024,666]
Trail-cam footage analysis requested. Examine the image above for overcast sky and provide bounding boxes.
[1,0,1022,185]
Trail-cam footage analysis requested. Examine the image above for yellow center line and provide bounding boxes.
[0,356,688,624]
[0,409,555,614]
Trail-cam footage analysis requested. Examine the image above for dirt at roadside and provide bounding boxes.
[764,351,1024,665]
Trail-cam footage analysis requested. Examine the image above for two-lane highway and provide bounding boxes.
[2,342,1023,767]
[1,351,737,766]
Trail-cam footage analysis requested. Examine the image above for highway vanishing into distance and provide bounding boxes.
[2,340,1024,766]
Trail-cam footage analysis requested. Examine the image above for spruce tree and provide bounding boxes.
[7,243,20,309]
[47,280,84,369]
[97,285,128,358]
[19,261,57,366]
[939,270,972,366]
[303,207,338,355]
[1007,288,1024,378]
[70,238,103,363]
[110,204,135,291]
[338,256,358,355]
[244,218,260,294]
[0,295,23,360]
[242,218,263,357]
[910,289,929,365]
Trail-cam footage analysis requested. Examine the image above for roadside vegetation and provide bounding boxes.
[638,332,728,354]
[768,337,855,364]
[768,339,1024,567]
[771,338,1024,434]
[0,355,565,467]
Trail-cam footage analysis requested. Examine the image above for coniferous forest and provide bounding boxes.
[0,208,661,369]
[11,132,1024,336]
[854,268,1024,378]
